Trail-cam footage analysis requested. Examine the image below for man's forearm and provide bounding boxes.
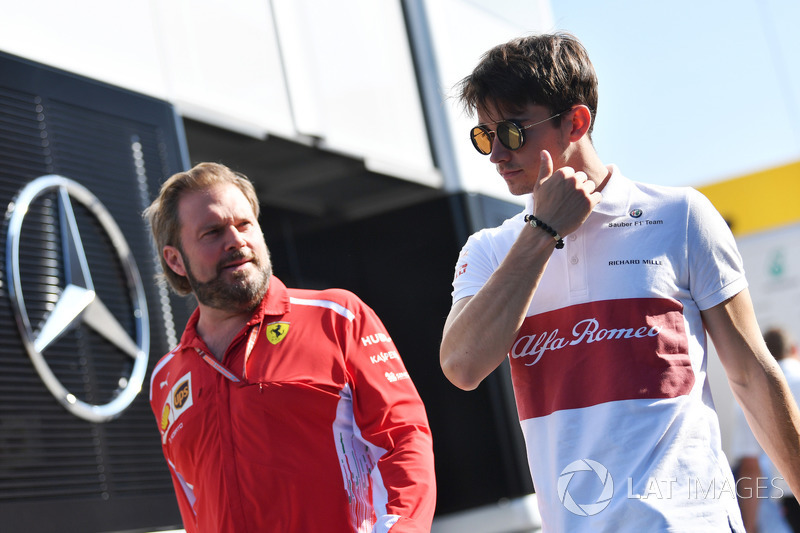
[704,290,800,498]
[440,226,555,390]
[732,367,800,500]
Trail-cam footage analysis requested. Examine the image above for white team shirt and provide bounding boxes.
[452,166,748,532]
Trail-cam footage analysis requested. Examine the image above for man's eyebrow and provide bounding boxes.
[197,220,224,233]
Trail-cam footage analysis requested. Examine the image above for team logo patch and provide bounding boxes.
[629,208,643,218]
[266,322,290,345]
[161,372,193,443]
[173,379,191,409]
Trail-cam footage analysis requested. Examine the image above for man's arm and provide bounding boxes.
[702,289,800,499]
[345,299,436,533]
[165,459,200,533]
[440,150,601,390]
[150,365,199,533]
[440,230,554,390]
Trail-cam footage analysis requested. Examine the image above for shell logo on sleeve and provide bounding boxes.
[161,404,171,432]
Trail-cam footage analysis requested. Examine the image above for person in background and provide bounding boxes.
[439,31,800,532]
[144,162,436,533]
[733,327,800,532]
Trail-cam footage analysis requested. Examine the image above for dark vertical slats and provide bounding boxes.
[0,53,189,531]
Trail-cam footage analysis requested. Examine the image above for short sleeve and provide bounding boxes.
[451,235,493,303]
[451,216,523,304]
[686,189,748,310]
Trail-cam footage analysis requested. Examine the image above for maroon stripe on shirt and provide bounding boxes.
[508,298,693,420]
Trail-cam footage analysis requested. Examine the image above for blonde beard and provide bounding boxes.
[184,250,272,312]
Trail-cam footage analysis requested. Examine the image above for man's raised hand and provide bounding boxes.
[532,150,602,237]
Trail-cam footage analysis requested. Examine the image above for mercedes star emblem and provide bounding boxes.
[5,175,150,423]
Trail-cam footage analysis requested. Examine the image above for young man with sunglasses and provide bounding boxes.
[440,32,800,532]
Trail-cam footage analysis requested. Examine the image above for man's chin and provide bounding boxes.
[192,277,269,312]
[507,184,535,196]
[502,175,534,196]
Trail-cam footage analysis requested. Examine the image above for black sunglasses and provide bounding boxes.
[470,111,566,155]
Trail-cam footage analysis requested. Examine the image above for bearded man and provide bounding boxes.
[144,162,435,533]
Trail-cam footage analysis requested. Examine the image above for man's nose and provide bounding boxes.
[224,226,248,249]
[488,136,511,163]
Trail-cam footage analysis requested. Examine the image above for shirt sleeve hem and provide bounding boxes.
[695,277,748,311]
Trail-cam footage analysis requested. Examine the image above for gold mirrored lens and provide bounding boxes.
[470,122,527,155]
[470,127,492,155]
[497,122,523,150]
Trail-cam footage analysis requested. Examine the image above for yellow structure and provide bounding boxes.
[697,160,800,237]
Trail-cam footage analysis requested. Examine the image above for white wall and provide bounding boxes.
[424,0,554,203]
[0,0,433,185]
[0,0,557,198]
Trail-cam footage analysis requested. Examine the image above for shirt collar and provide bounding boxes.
[178,275,291,348]
[256,275,291,319]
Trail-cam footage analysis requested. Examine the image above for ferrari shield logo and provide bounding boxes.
[266,322,290,345]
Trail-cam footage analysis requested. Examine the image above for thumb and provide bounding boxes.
[534,150,553,195]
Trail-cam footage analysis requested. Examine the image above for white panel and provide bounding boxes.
[269,0,325,136]
[0,0,554,192]
[0,0,294,139]
[273,0,441,187]
[737,224,800,351]
[425,0,555,202]
[153,0,295,139]
[0,0,168,98]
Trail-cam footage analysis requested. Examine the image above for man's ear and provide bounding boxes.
[565,105,592,142]
[163,245,187,277]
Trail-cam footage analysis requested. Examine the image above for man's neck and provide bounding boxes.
[195,305,253,361]
[564,142,610,192]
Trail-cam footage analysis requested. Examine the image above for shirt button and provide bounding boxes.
[568,234,577,241]
[570,256,579,265]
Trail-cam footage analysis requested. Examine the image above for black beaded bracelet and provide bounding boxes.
[524,214,565,249]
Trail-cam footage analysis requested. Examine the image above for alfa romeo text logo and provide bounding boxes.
[558,459,614,516]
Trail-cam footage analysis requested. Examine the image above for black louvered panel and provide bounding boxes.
[35,102,179,497]
[16,195,63,327]
[0,52,188,531]
[0,86,51,181]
